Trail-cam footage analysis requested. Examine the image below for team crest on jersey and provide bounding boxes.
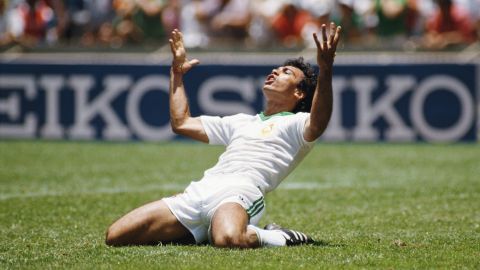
[260,123,275,137]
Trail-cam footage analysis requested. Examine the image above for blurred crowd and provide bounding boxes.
[0,0,479,51]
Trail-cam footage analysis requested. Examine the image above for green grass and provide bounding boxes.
[0,141,479,269]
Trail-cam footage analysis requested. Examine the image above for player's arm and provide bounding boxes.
[169,29,209,143]
[303,23,341,142]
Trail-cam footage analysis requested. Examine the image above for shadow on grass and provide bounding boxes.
[311,240,344,248]
[107,239,344,248]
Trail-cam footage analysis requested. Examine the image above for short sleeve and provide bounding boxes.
[200,115,234,145]
[293,112,317,146]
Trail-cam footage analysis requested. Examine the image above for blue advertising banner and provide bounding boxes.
[0,62,477,142]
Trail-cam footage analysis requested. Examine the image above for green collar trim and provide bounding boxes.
[259,111,294,121]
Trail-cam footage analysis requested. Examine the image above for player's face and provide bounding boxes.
[262,65,305,104]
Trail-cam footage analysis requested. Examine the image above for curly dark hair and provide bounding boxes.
[283,57,317,113]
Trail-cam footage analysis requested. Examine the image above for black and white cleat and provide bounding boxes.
[264,223,314,246]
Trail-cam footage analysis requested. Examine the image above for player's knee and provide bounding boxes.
[105,224,124,246]
[211,231,249,248]
[211,233,237,248]
[105,226,117,246]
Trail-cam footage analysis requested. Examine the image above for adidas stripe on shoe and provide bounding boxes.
[264,223,314,246]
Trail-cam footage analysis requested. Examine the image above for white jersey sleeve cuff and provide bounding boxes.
[200,115,228,145]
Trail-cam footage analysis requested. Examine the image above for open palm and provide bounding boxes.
[313,23,341,71]
[169,29,199,74]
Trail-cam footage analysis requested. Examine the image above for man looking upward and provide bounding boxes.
[106,22,341,248]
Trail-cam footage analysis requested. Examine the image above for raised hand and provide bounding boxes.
[313,23,341,71]
[169,29,200,74]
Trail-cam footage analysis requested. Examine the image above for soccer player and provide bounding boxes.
[105,22,341,248]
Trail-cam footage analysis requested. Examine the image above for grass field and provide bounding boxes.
[0,141,479,269]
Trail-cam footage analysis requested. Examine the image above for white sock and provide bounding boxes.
[247,225,286,247]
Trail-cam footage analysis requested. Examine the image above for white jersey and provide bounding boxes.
[200,112,316,194]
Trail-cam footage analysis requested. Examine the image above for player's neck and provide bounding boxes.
[263,103,293,116]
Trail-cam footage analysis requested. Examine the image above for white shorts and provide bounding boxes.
[163,175,265,244]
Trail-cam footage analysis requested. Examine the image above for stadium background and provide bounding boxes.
[1,52,479,142]
[1,0,480,269]
[1,0,479,142]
